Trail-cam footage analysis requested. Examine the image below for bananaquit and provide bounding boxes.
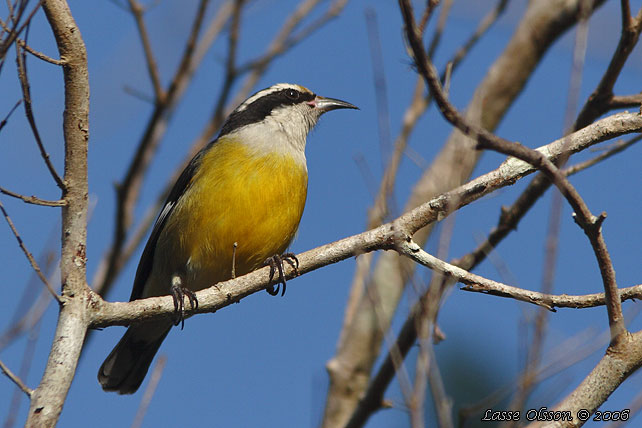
[98,83,357,394]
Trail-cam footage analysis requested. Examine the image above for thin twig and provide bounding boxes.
[130,355,167,428]
[564,134,641,174]
[0,358,32,397]
[399,239,642,311]
[0,199,61,301]
[4,319,41,427]
[425,0,453,60]
[207,0,244,130]
[0,186,66,206]
[574,2,642,129]
[0,99,21,132]
[609,92,642,109]
[13,38,63,64]
[460,322,615,424]
[0,0,42,62]
[235,0,348,74]
[411,212,456,428]
[450,0,509,69]
[16,40,65,190]
[417,0,439,35]
[164,0,212,101]
[365,8,392,171]
[127,0,164,101]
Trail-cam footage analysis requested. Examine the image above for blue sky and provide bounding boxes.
[1,0,641,427]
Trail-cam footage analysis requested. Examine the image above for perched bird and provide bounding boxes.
[98,83,357,394]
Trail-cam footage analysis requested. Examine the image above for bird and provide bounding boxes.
[98,83,357,394]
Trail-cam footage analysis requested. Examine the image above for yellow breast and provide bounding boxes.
[156,137,308,291]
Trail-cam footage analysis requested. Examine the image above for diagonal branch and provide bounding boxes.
[0,199,61,301]
[0,358,32,397]
[16,40,65,190]
[574,2,642,129]
[0,99,21,132]
[0,0,42,63]
[399,0,626,345]
[127,0,164,102]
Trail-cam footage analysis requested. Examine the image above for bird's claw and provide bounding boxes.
[264,252,299,296]
[171,284,198,329]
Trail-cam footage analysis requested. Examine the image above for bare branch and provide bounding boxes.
[0,358,33,397]
[0,199,61,301]
[609,93,642,109]
[449,0,509,69]
[0,0,42,62]
[16,40,65,190]
[235,0,349,75]
[0,17,64,65]
[564,134,641,174]
[525,331,642,428]
[397,239,641,311]
[0,186,66,206]
[127,0,164,101]
[462,282,642,310]
[27,0,90,426]
[574,1,642,129]
[15,38,63,64]
[131,355,167,428]
[399,0,626,344]
[0,99,21,131]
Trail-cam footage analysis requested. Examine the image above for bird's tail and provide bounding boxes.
[98,322,171,394]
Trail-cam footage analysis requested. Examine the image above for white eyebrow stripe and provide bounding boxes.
[235,83,306,112]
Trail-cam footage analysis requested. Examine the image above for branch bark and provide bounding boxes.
[26,0,89,426]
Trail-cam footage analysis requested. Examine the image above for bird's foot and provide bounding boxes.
[264,253,299,297]
[170,277,198,329]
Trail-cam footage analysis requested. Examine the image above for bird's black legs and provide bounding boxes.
[170,276,198,329]
[264,253,299,296]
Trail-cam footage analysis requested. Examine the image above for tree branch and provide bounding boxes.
[399,0,626,345]
[0,186,66,206]
[0,199,61,301]
[127,0,164,102]
[26,0,89,426]
[0,358,33,397]
[16,40,65,190]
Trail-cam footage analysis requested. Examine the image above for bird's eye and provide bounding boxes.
[285,89,299,100]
